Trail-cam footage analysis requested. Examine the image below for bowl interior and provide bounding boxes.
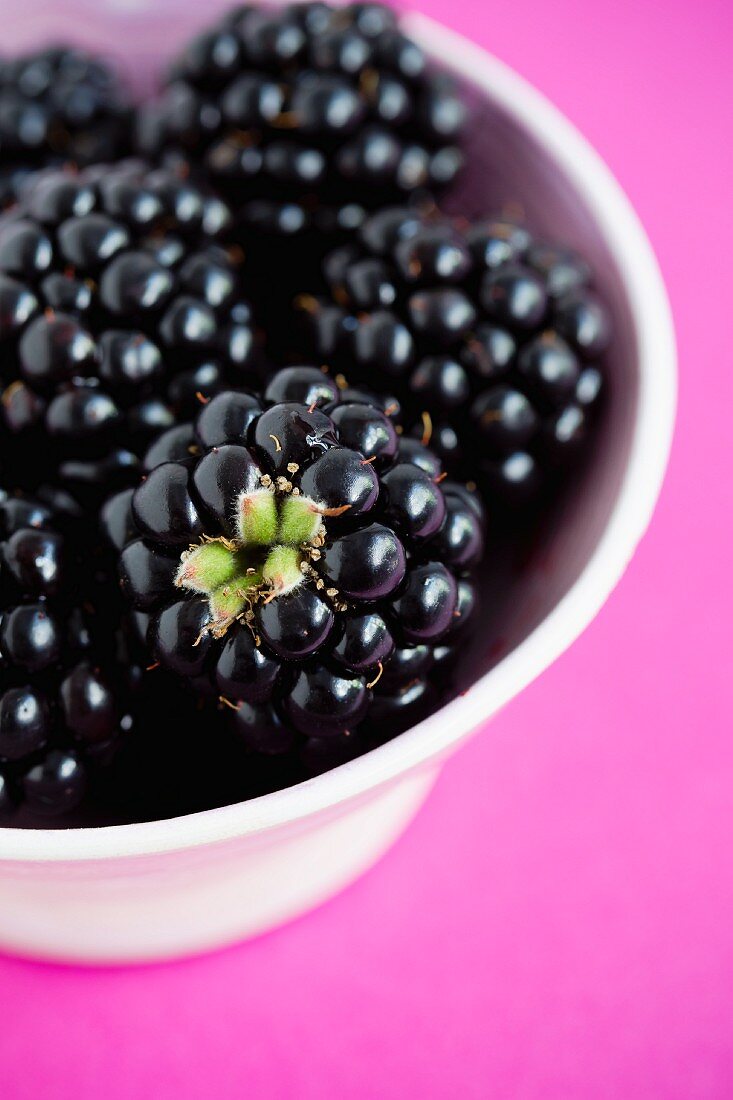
[432,42,639,671]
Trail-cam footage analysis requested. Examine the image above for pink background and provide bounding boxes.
[1,0,732,1097]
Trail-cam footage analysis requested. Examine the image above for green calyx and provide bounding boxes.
[236,489,278,546]
[176,486,334,638]
[209,570,263,634]
[262,545,304,597]
[278,494,323,546]
[175,540,243,594]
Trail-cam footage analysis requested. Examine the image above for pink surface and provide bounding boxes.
[1,0,731,1097]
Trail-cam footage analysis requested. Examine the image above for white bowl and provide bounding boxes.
[0,12,676,963]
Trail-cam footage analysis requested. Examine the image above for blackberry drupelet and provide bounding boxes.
[0,489,136,819]
[137,2,465,271]
[0,160,262,501]
[0,46,131,207]
[301,208,611,505]
[114,371,483,758]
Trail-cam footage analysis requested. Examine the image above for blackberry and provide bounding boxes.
[140,2,464,210]
[137,2,465,307]
[0,489,135,819]
[0,161,262,501]
[114,373,482,750]
[302,209,611,504]
[0,46,131,207]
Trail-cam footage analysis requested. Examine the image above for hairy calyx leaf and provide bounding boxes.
[209,587,248,636]
[262,545,304,597]
[236,488,278,546]
[278,494,323,546]
[176,540,240,595]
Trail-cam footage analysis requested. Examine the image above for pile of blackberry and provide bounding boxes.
[0,46,131,207]
[0,490,137,819]
[299,207,609,505]
[0,160,261,503]
[0,4,612,825]
[108,367,482,769]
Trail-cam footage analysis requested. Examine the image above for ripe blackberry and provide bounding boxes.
[141,2,465,200]
[0,160,262,501]
[137,3,465,267]
[301,209,611,504]
[0,46,131,207]
[115,373,483,749]
[0,489,136,819]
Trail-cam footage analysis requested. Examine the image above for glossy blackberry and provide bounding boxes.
[0,161,262,502]
[0,489,136,820]
[142,2,465,200]
[302,209,611,505]
[115,378,482,748]
[0,46,131,208]
[137,2,465,279]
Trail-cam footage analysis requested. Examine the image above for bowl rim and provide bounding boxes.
[0,12,676,862]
